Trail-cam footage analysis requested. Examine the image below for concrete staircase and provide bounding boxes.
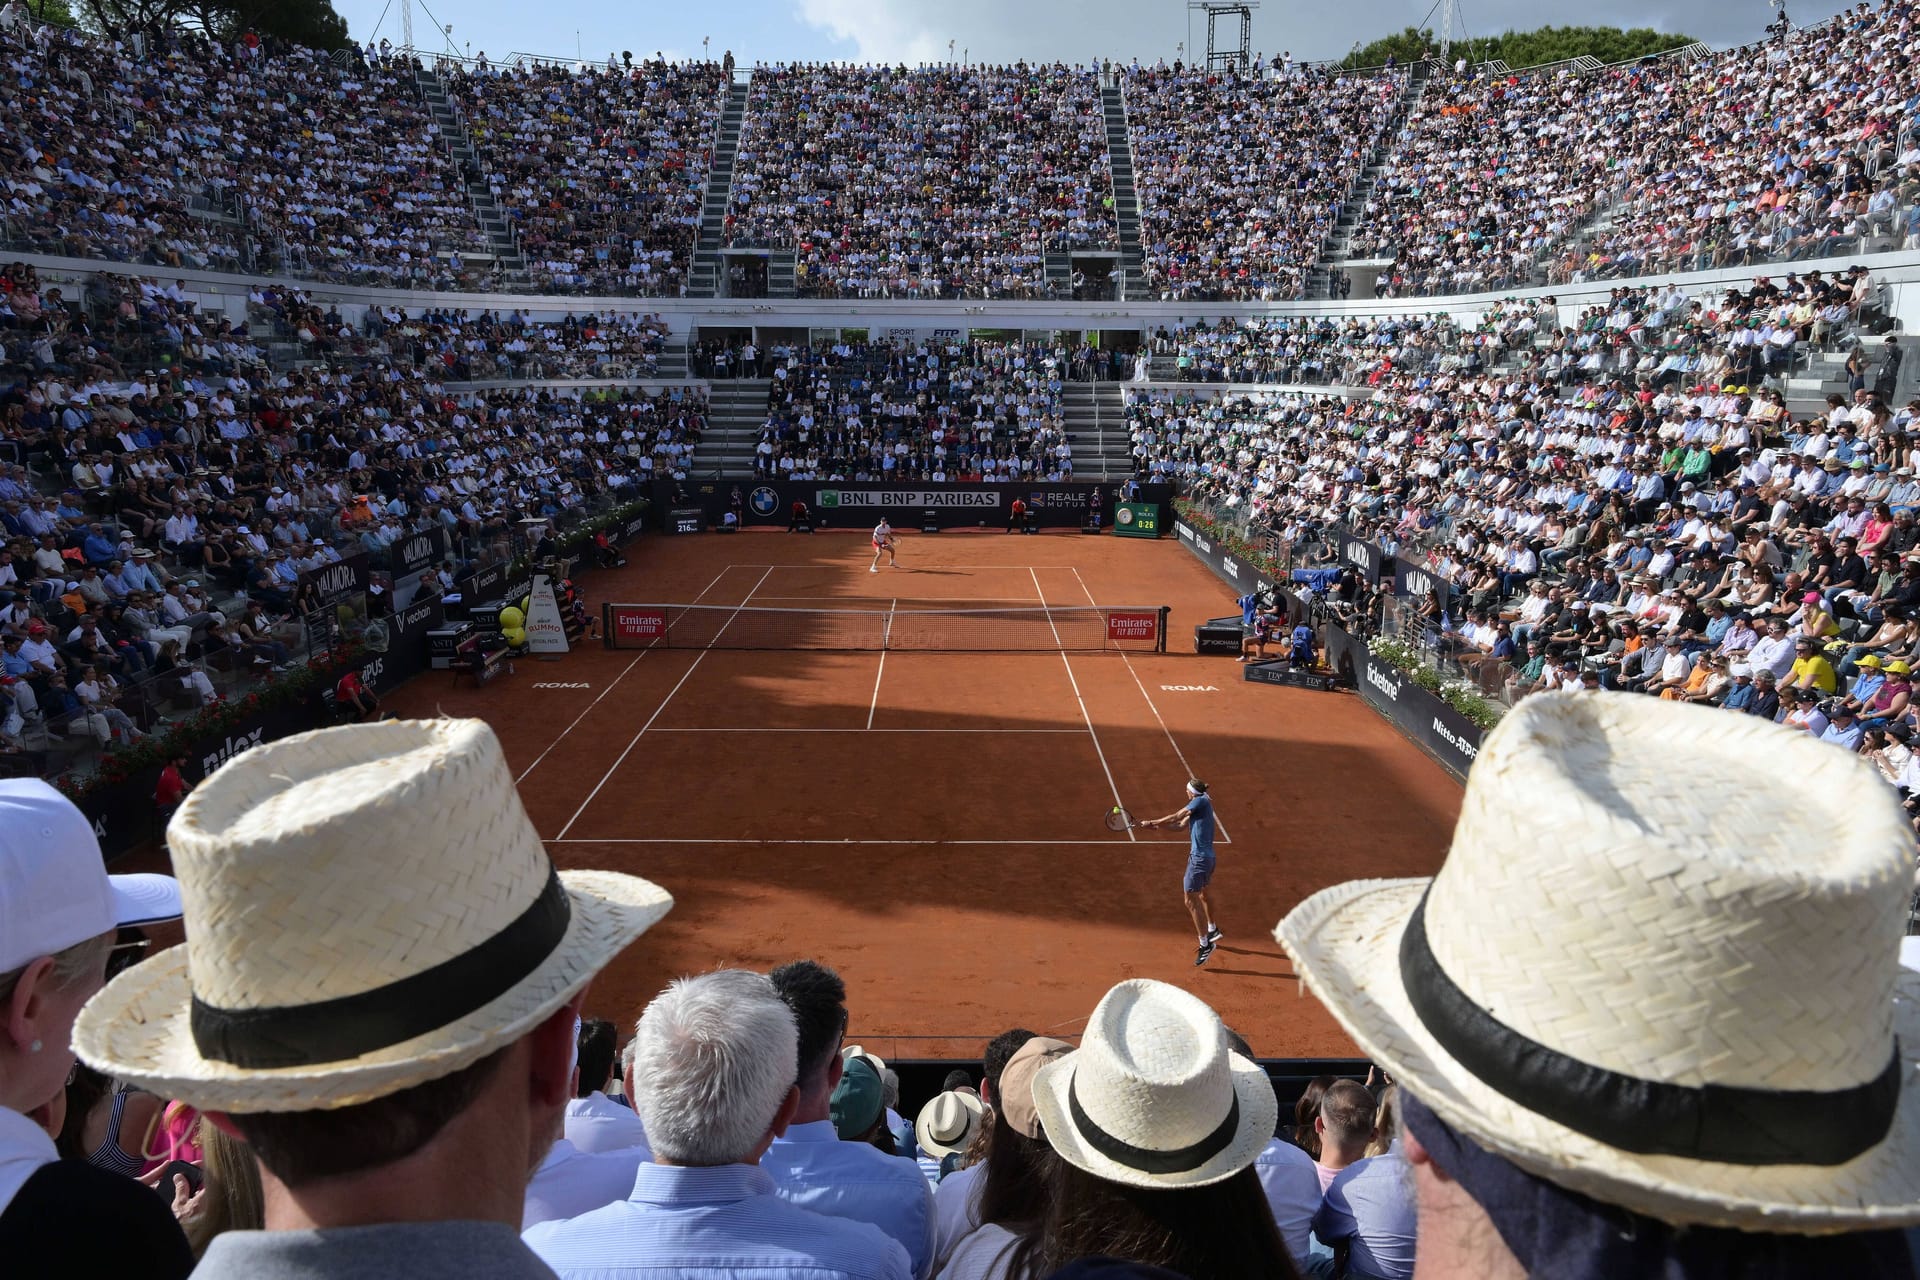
[413,67,524,275]
[1308,61,1432,299]
[1064,382,1135,479]
[689,77,751,299]
[1099,84,1149,300]
[1785,336,1917,417]
[656,338,690,380]
[767,248,798,298]
[689,378,770,476]
[1044,253,1074,297]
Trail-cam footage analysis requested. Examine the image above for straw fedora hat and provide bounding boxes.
[915,1089,987,1160]
[1031,979,1275,1190]
[1279,692,1920,1231]
[74,718,673,1114]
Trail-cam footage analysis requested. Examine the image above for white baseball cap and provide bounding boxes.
[0,780,182,972]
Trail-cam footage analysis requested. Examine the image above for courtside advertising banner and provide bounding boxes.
[526,575,570,655]
[703,481,1173,532]
[1113,501,1161,538]
[1353,650,1482,782]
[1335,525,1384,582]
[1106,610,1160,643]
[605,605,668,647]
[1392,558,1452,611]
[817,489,1002,510]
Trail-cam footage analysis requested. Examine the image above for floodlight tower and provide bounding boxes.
[1187,1,1259,73]
[1437,0,1456,61]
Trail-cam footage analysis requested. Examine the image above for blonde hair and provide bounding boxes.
[184,1117,264,1257]
[1365,1085,1399,1159]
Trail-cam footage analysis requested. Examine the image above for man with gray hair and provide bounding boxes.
[524,970,911,1279]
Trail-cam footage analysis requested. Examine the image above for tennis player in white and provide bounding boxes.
[870,518,899,572]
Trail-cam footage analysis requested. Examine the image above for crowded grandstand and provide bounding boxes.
[4,0,1920,1275]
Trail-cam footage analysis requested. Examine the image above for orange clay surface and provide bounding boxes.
[374,530,1463,1060]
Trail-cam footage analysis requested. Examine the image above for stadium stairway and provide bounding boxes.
[690,77,752,299]
[1099,84,1149,301]
[1064,382,1136,479]
[1308,60,1433,300]
[690,378,771,476]
[412,66,525,277]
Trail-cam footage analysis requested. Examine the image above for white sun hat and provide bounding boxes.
[1030,979,1276,1189]
[914,1089,987,1160]
[0,781,182,973]
[841,1044,886,1074]
[1279,692,1920,1231]
[74,718,673,1114]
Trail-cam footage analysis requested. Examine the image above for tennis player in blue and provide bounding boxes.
[1140,779,1222,965]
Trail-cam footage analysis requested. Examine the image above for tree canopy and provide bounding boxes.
[74,0,350,50]
[1341,24,1696,72]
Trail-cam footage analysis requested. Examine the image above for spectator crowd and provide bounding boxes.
[728,64,1115,299]
[750,337,1079,482]
[1354,1,1920,297]
[0,261,702,783]
[1125,62,1404,301]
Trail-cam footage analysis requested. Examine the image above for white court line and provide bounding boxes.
[652,727,1085,734]
[515,565,738,783]
[1065,566,1232,846]
[555,566,776,839]
[548,838,1177,846]
[1033,566,1134,842]
[866,598,894,730]
[752,595,1046,603]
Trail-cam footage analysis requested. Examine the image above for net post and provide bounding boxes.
[1157,605,1170,653]
[601,602,613,649]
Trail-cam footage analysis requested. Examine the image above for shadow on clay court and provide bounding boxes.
[390,533,1464,1054]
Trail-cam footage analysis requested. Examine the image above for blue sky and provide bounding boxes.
[335,0,1860,68]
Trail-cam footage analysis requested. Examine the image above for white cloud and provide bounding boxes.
[794,0,950,64]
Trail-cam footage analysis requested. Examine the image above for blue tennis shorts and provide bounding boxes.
[1183,855,1216,893]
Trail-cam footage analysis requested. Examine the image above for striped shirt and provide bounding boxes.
[523,1161,912,1280]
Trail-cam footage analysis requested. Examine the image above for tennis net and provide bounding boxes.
[601,603,1169,652]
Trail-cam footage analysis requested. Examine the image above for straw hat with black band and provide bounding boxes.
[1030,979,1274,1189]
[73,717,673,1113]
[1279,692,1920,1231]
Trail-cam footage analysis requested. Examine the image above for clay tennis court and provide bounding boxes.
[386,531,1463,1059]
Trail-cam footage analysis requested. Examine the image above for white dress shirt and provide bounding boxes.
[564,1091,651,1156]
[523,1139,647,1229]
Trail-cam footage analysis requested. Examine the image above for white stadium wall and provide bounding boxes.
[12,246,1920,342]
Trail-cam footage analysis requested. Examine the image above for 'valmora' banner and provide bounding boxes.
[1391,557,1452,612]
[1336,525,1384,583]
[299,552,371,613]
[392,527,449,580]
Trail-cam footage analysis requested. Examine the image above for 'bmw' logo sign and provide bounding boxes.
[749,487,780,517]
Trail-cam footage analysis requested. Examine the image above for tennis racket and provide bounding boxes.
[1105,806,1140,832]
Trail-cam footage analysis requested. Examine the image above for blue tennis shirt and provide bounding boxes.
[1187,794,1216,858]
